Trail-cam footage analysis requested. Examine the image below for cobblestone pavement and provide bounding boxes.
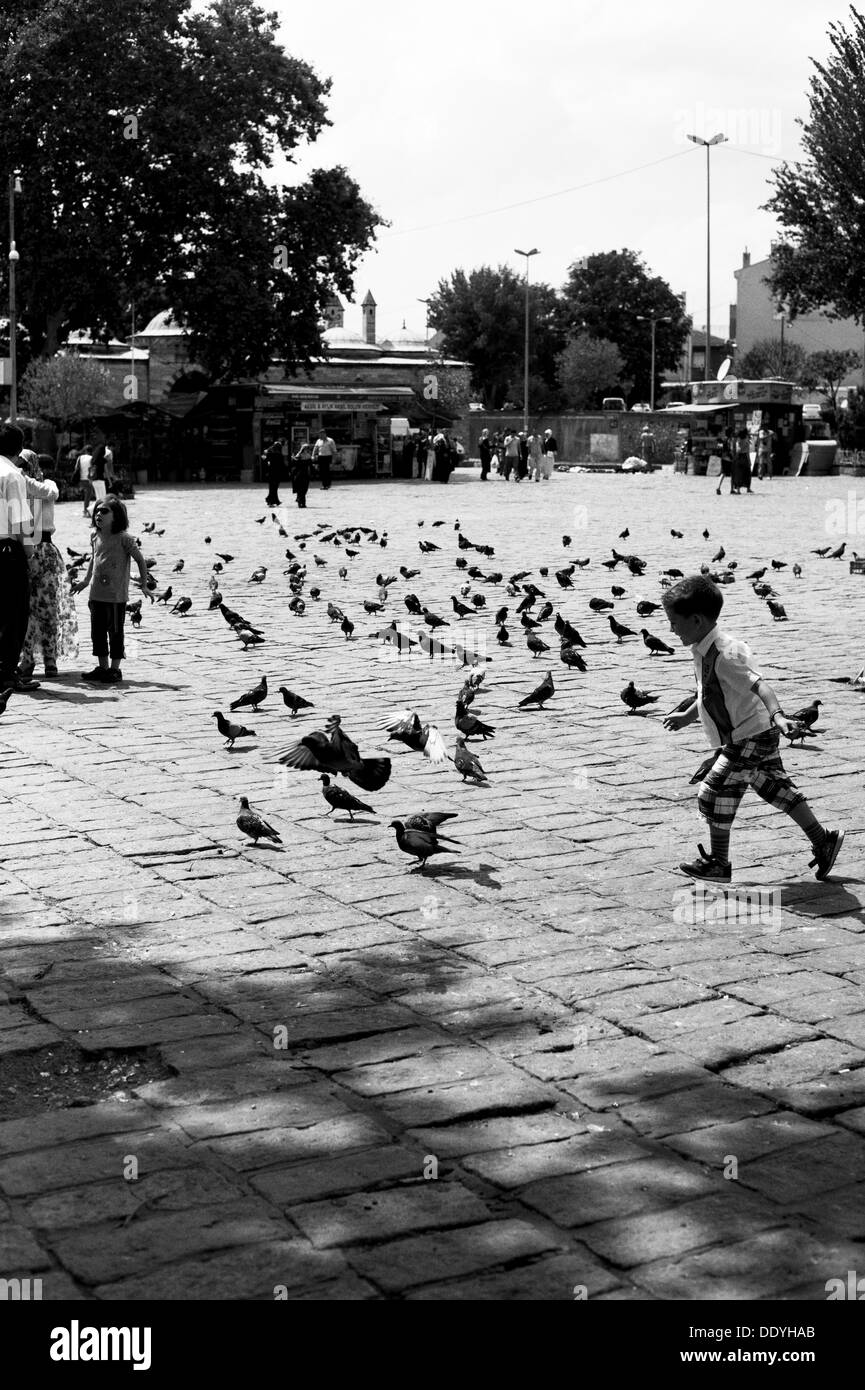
[1,468,864,1301]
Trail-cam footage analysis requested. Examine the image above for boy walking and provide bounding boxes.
[662,575,844,882]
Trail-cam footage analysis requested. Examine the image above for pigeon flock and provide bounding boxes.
[37,491,862,880]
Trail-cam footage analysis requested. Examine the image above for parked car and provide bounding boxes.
[630,402,652,412]
[602,397,626,412]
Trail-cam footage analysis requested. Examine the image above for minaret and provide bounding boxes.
[324,293,344,329]
[362,290,377,345]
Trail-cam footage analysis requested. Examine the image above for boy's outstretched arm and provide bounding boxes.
[663,696,699,731]
[753,677,796,736]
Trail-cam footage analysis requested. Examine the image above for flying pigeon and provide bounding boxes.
[382,710,448,763]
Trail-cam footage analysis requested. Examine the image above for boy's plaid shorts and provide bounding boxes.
[697,728,805,827]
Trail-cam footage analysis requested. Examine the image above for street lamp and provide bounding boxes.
[687,132,727,381]
[636,314,672,411]
[773,308,787,377]
[514,247,539,433]
[8,173,21,425]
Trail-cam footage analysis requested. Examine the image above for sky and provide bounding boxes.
[260,0,851,342]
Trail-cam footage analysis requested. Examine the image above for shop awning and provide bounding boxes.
[257,385,416,410]
[151,392,209,419]
[660,402,740,415]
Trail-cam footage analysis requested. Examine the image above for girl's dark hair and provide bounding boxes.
[95,497,129,533]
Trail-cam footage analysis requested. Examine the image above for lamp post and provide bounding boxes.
[417,297,436,434]
[8,173,21,425]
[686,133,726,381]
[773,308,786,377]
[636,314,672,411]
[514,247,538,433]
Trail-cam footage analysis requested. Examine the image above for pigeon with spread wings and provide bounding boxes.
[382,710,449,763]
[276,715,391,791]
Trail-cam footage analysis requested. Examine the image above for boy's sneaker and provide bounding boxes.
[810,829,845,881]
[82,667,109,683]
[106,668,123,682]
[679,844,732,881]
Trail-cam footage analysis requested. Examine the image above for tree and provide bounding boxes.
[0,0,383,377]
[802,349,860,407]
[561,250,690,404]
[426,267,566,409]
[19,353,113,429]
[765,9,865,323]
[556,334,626,410]
[736,338,809,382]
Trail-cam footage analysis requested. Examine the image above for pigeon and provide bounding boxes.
[526,632,550,658]
[256,515,267,524]
[788,699,821,729]
[555,567,576,589]
[216,554,234,563]
[288,597,305,616]
[670,529,683,539]
[663,568,684,579]
[276,716,391,791]
[702,529,710,539]
[519,670,555,708]
[521,614,541,630]
[559,642,587,670]
[236,796,281,845]
[278,687,314,717]
[619,527,630,540]
[601,559,619,571]
[404,594,423,615]
[516,593,536,614]
[470,594,486,609]
[453,737,488,784]
[793,564,802,578]
[390,818,458,870]
[620,681,659,714]
[562,535,572,547]
[495,606,509,625]
[554,615,586,647]
[536,601,554,622]
[636,601,661,617]
[496,625,511,645]
[589,597,614,611]
[248,566,267,583]
[641,629,675,656]
[767,599,788,621]
[142,523,155,534]
[130,609,142,628]
[771,559,787,570]
[811,545,831,557]
[219,603,260,634]
[319,774,374,820]
[212,711,255,747]
[458,672,485,707]
[611,586,626,599]
[827,542,846,559]
[208,591,223,610]
[171,596,192,615]
[753,583,776,599]
[382,710,448,762]
[455,698,495,740]
[339,567,348,580]
[747,568,767,581]
[230,675,267,711]
[155,586,173,604]
[573,557,591,568]
[236,626,264,648]
[327,603,345,624]
[172,559,185,573]
[364,600,385,614]
[341,615,355,640]
[400,567,420,580]
[608,615,636,643]
[712,546,725,563]
[422,608,449,630]
[452,597,473,619]
[419,540,440,553]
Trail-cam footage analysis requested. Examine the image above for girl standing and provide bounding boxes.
[71,498,152,683]
[290,443,311,508]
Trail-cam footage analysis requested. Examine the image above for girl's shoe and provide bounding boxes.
[44,665,58,677]
[107,668,123,682]
[82,667,110,682]
[678,844,732,881]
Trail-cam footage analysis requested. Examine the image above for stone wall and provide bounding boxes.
[462,412,684,465]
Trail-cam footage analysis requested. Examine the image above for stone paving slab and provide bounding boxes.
[1,473,863,1300]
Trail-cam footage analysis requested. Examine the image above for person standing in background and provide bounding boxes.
[263,436,286,507]
[478,429,492,481]
[312,430,337,490]
[402,433,416,480]
[541,429,557,479]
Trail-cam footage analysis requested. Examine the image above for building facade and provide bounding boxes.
[734,250,864,385]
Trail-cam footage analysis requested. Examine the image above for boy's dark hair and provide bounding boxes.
[96,497,129,534]
[0,423,25,458]
[662,574,724,621]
